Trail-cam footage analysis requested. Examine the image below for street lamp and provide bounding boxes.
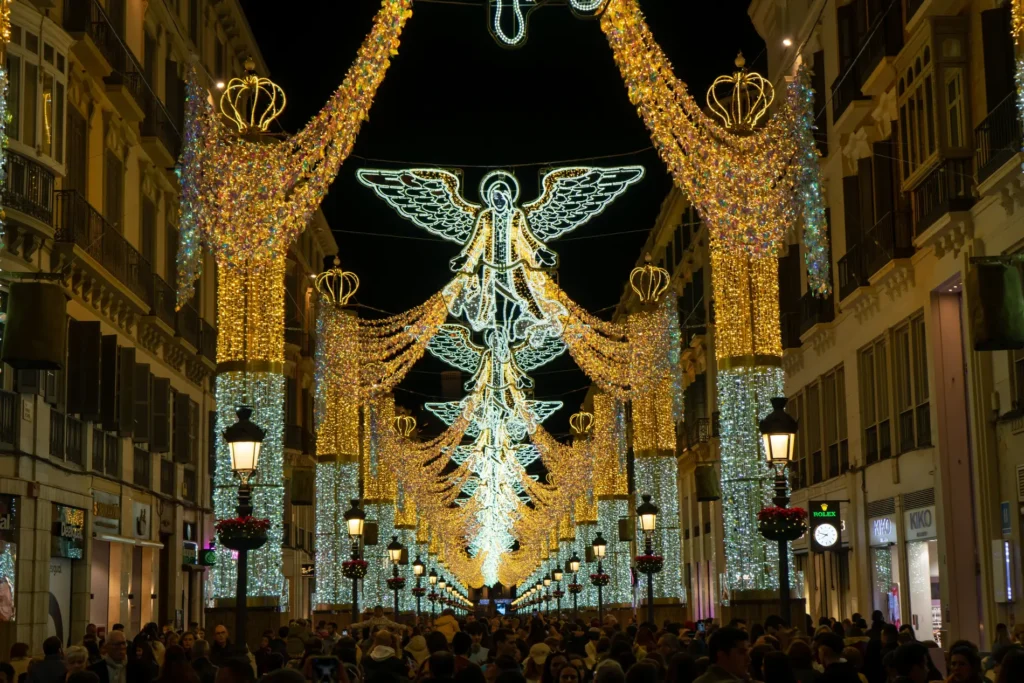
[387,536,404,618]
[636,493,660,626]
[592,532,607,624]
[413,556,425,619]
[760,396,798,623]
[428,568,438,617]
[224,406,265,652]
[552,566,564,617]
[343,499,366,625]
[568,552,581,618]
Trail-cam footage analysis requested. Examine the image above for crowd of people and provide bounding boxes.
[1,608,1023,683]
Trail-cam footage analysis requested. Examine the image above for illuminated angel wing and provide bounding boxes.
[523,166,646,241]
[513,336,567,372]
[356,169,481,244]
[427,324,485,374]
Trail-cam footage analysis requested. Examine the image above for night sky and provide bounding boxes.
[239,0,764,435]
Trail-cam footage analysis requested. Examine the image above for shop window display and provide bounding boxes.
[907,538,941,645]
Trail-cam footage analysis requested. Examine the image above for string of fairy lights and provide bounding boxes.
[183,0,833,606]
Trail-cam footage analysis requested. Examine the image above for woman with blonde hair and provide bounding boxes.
[64,646,90,676]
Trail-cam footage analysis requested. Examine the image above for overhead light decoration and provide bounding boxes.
[488,0,609,48]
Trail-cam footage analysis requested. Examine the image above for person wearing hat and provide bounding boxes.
[524,644,551,683]
[405,636,430,669]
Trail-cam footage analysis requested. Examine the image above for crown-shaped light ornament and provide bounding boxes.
[706,52,774,133]
[315,256,360,306]
[393,414,417,438]
[570,410,594,435]
[629,253,670,305]
[220,58,287,135]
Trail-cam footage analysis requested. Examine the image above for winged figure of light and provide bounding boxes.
[356,166,645,348]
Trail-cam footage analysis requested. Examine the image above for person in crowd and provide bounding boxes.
[892,643,931,683]
[67,673,99,683]
[434,611,461,645]
[209,627,238,668]
[9,643,31,683]
[268,628,288,661]
[260,671,305,683]
[666,653,697,683]
[693,628,749,683]
[66,647,91,677]
[557,664,582,683]
[748,644,772,682]
[28,637,68,683]
[540,653,567,683]
[89,631,128,683]
[840,648,868,683]
[946,645,983,683]
[492,632,520,663]
[524,645,550,683]
[813,633,858,683]
[190,641,218,683]
[156,646,198,683]
[656,636,680,664]
[405,636,430,671]
[633,631,656,661]
[425,652,456,683]
[362,629,409,683]
[254,635,274,677]
[760,651,796,683]
[452,634,476,676]
[213,660,253,683]
[179,634,196,658]
[130,638,160,683]
[995,650,1024,683]
[592,661,624,683]
[464,623,489,666]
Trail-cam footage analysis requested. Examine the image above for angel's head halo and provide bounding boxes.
[480,170,521,209]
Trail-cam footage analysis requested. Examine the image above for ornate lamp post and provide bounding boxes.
[542,574,552,613]
[552,565,564,617]
[591,533,608,624]
[387,536,405,618]
[636,494,661,626]
[759,397,799,623]
[428,568,439,616]
[342,500,367,626]
[412,556,425,619]
[568,552,582,618]
[222,407,266,651]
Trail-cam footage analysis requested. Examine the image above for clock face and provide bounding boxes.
[814,523,839,548]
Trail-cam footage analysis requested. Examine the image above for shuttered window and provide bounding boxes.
[67,320,101,419]
[133,364,152,443]
[151,378,171,453]
[104,150,123,231]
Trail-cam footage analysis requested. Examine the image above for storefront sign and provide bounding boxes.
[132,503,151,540]
[869,515,897,546]
[301,563,315,578]
[904,505,937,541]
[810,500,841,553]
[92,491,121,535]
[199,548,217,567]
[182,543,198,565]
[51,505,85,560]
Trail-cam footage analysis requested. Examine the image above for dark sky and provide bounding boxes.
[239,0,764,434]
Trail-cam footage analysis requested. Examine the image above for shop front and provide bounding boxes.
[90,490,123,632]
[904,504,941,645]
[868,512,901,626]
[49,504,85,646]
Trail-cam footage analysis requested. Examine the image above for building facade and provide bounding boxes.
[0,0,331,652]
[630,0,1024,648]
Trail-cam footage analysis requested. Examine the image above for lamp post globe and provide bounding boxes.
[759,396,799,624]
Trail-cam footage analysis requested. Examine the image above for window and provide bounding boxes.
[104,150,124,230]
[790,391,806,491]
[896,19,969,189]
[166,222,179,285]
[141,196,157,267]
[860,337,892,464]
[6,25,67,163]
[910,315,931,448]
[823,366,849,478]
[806,382,823,484]
[189,0,202,50]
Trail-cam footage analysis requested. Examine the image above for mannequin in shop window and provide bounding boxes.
[888,586,901,627]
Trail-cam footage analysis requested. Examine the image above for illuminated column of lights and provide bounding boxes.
[213,372,287,604]
[362,394,397,611]
[574,522,598,609]
[592,393,630,605]
[634,456,683,602]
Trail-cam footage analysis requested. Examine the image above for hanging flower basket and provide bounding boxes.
[543,593,552,602]
[635,554,664,575]
[342,559,368,579]
[412,586,427,597]
[568,582,583,595]
[590,572,610,587]
[215,516,270,551]
[757,506,808,542]
[552,589,565,599]
[386,576,406,591]
[427,591,439,602]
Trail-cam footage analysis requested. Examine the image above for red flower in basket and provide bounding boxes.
[635,554,664,575]
[411,586,427,597]
[386,576,406,590]
[552,589,565,599]
[342,559,368,580]
[427,591,439,602]
[757,506,808,542]
[215,516,271,535]
[590,573,610,587]
[568,582,583,594]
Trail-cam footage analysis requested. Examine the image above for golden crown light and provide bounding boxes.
[629,254,670,305]
[220,58,287,135]
[570,410,594,435]
[393,414,417,438]
[706,52,774,133]
[315,256,360,306]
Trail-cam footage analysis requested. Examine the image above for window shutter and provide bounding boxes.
[116,347,135,436]
[67,320,101,419]
[15,370,39,395]
[133,364,152,443]
[982,6,1015,113]
[100,335,118,430]
[174,391,191,464]
[836,3,860,72]
[872,140,896,221]
[842,175,862,250]
[778,250,801,312]
[151,378,171,453]
[104,151,123,231]
[857,157,875,233]
[189,399,199,465]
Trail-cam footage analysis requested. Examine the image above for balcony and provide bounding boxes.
[799,291,835,336]
[838,244,866,302]
[3,149,55,227]
[862,209,915,279]
[831,70,873,135]
[781,311,801,350]
[133,447,151,488]
[975,94,1022,186]
[63,0,145,121]
[140,90,182,168]
[200,320,217,361]
[66,416,85,466]
[151,274,177,330]
[858,7,904,96]
[160,459,176,496]
[910,157,975,238]
[175,302,200,350]
[49,410,65,459]
[53,190,153,307]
